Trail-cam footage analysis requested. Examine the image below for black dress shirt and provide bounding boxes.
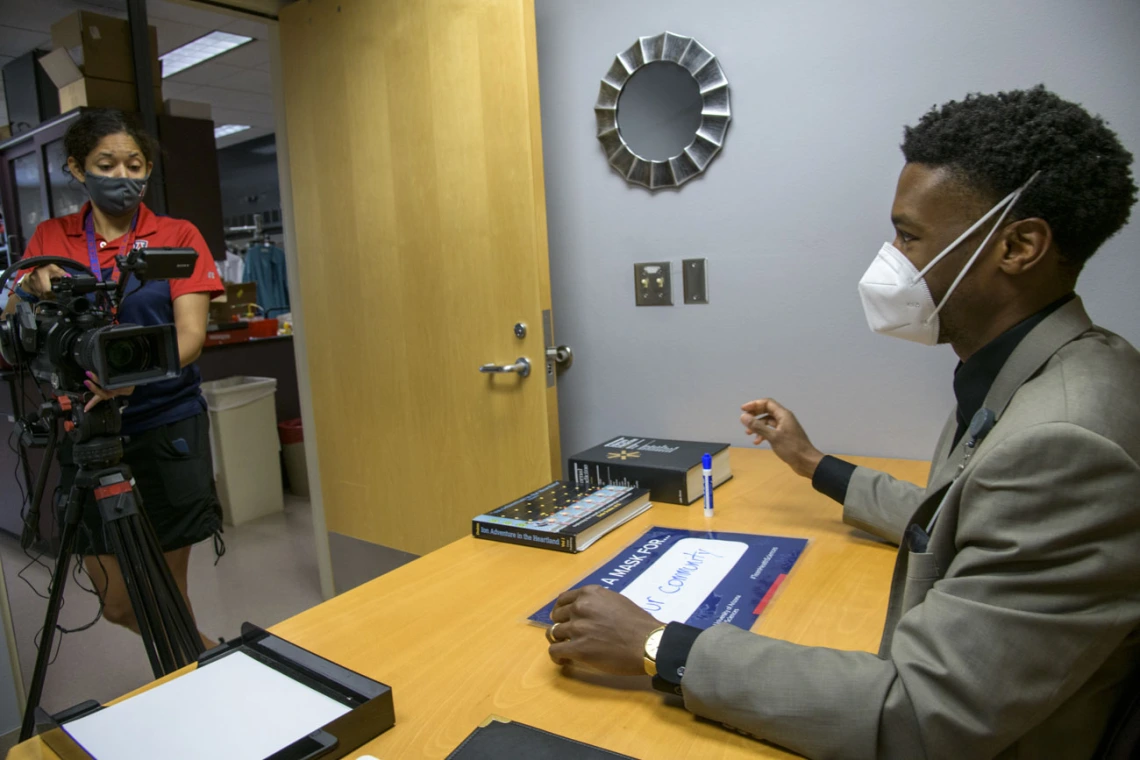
[810,292,1074,505]
[652,293,1075,693]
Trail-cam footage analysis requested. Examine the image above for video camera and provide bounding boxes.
[1,248,212,728]
[1,246,198,550]
[0,247,197,393]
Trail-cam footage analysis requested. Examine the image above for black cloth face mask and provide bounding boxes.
[84,173,148,216]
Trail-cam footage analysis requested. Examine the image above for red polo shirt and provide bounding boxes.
[24,201,223,299]
[21,203,224,434]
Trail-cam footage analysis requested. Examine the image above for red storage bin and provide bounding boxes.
[278,418,303,445]
[248,318,278,339]
[277,418,308,496]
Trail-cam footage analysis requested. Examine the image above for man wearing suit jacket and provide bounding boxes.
[545,86,1140,759]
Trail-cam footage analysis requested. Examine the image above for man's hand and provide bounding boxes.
[23,265,69,299]
[83,372,134,413]
[547,586,662,676]
[740,398,824,479]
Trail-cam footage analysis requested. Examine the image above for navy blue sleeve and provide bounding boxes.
[811,455,857,505]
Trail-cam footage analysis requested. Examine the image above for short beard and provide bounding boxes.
[936,311,963,346]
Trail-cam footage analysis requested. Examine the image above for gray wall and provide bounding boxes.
[536,0,1140,462]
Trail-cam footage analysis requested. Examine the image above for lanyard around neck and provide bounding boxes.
[85,210,139,283]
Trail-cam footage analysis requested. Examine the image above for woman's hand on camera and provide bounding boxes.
[23,265,69,299]
[83,372,135,413]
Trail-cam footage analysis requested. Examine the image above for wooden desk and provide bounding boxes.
[7,449,928,759]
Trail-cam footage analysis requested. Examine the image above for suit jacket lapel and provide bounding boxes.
[923,297,1092,497]
[981,296,1092,418]
[926,421,967,495]
[926,412,958,484]
[879,297,1095,652]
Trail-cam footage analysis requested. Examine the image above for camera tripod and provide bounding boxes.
[19,395,204,742]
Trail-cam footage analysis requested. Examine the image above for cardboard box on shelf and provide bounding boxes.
[41,49,162,115]
[227,282,259,312]
[210,282,258,324]
[208,301,232,326]
[59,77,163,115]
[50,10,161,85]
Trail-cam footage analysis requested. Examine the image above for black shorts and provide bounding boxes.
[57,412,223,556]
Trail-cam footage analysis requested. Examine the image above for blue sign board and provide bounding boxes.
[531,526,809,630]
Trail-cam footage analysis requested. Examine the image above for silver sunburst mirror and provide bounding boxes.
[595,32,731,190]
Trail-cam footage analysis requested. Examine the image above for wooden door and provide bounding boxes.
[278,0,560,557]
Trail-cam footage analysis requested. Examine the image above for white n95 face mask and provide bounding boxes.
[857,171,1041,345]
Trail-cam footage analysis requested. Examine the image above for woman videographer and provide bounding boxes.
[9,108,225,650]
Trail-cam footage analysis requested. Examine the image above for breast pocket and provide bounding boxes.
[901,550,941,615]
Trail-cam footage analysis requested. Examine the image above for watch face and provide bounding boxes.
[645,629,664,660]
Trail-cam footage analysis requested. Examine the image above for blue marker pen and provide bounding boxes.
[702,453,714,518]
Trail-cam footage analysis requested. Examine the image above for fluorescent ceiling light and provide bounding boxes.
[214,124,251,139]
[161,31,252,78]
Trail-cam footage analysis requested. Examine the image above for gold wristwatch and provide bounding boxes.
[643,626,666,676]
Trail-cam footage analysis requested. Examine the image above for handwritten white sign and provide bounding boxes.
[619,537,748,623]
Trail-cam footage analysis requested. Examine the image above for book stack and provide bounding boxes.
[472,481,651,553]
[568,436,732,505]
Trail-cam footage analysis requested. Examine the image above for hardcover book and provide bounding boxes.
[568,436,732,505]
[472,481,651,553]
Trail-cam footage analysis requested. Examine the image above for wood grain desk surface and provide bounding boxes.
[8,448,929,760]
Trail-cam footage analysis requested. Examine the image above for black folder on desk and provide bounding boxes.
[447,716,637,759]
[36,622,394,760]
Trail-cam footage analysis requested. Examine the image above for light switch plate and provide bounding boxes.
[634,261,673,306]
[682,258,708,304]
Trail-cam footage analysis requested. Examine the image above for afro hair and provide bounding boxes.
[901,86,1136,270]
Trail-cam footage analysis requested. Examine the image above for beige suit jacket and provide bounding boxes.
[682,297,1140,759]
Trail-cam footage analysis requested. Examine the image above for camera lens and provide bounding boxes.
[104,336,152,374]
[72,323,178,390]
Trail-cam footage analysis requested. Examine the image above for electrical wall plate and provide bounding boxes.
[634,262,673,306]
[682,258,708,304]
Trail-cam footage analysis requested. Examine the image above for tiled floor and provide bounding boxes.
[0,495,324,716]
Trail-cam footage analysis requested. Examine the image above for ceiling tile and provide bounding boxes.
[154,18,212,55]
[214,67,270,93]
[195,84,272,112]
[215,124,273,150]
[213,39,267,69]
[210,106,275,130]
[0,0,81,35]
[145,0,232,30]
[160,80,201,100]
[0,25,51,59]
[164,60,243,86]
[220,17,269,41]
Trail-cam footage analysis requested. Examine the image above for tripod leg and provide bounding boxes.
[133,494,203,660]
[20,421,58,551]
[19,486,83,742]
[120,515,197,669]
[96,475,203,676]
[134,525,199,664]
[104,516,169,676]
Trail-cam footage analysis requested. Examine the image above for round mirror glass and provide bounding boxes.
[616,61,703,162]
